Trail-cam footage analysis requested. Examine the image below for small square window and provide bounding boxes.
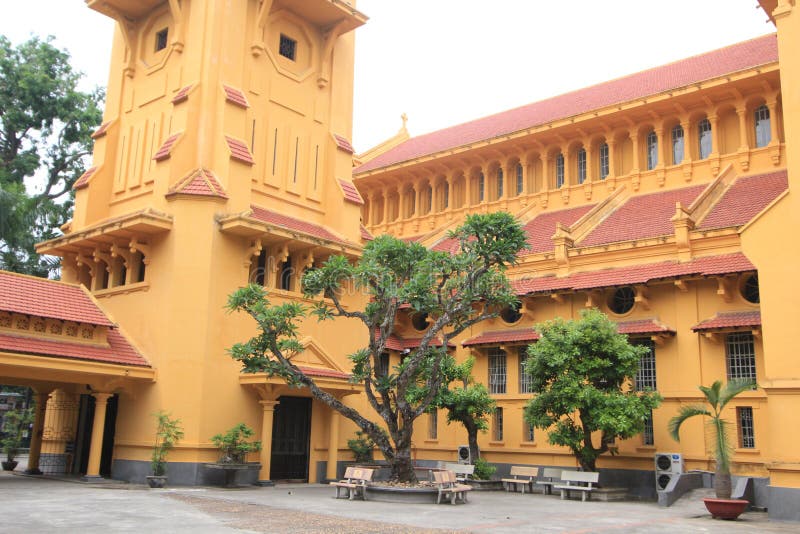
[155,28,169,52]
[279,34,297,61]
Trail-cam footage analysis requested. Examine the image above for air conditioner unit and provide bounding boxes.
[457,445,471,465]
[655,452,683,491]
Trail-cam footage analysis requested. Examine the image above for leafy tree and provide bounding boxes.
[668,379,755,499]
[227,212,527,482]
[523,308,662,472]
[150,410,184,477]
[0,35,103,276]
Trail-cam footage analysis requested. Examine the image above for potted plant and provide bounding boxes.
[1,408,32,471]
[210,423,261,464]
[148,410,184,488]
[668,379,755,520]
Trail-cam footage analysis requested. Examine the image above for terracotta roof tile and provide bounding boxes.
[355,35,777,173]
[223,85,249,108]
[617,319,675,335]
[0,329,149,367]
[249,205,349,245]
[298,366,350,380]
[692,310,761,331]
[73,166,98,190]
[0,271,113,326]
[462,328,539,347]
[339,179,364,205]
[225,136,255,165]
[360,225,374,241]
[699,170,788,230]
[153,133,181,162]
[523,205,596,254]
[333,134,355,154]
[172,84,193,104]
[166,169,228,199]
[385,334,453,350]
[91,121,112,139]
[512,252,755,295]
[432,237,459,254]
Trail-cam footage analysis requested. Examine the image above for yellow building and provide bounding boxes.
[0,0,797,521]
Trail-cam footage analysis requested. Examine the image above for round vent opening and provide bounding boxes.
[656,455,672,471]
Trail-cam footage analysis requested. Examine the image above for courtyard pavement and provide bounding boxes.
[1,469,797,533]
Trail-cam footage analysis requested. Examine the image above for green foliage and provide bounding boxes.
[668,379,756,475]
[0,35,103,276]
[472,457,496,480]
[346,431,376,464]
[523,308,662,471]
[210,423,262,464]
[150,411,183,476]
[1,407,33,461]
[227,212,527,482]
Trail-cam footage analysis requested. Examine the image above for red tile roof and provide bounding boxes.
[431,237,459,254]
[172,84,193,104]
[355,35,777,173]
[166,169,228,199]
[462,328,539,347]
[333,134,355,154]
[0,271,113,326]
[339,179,364,205]
[512,252,755,295]
[360,225,374,241]
[0,328,149,367]
[385,334,454,351]
[91,121,112,139]
[73,166,98,190]
[579,185,706,247]
[523,205,597,254]
[298,366,350,380]
[617,319,675,335]
[225,136,255,165]
[153,133,181,162]
[249,205,349,245]
[699,170,788,230]
[223,85,249,108]
[691,310,761,332]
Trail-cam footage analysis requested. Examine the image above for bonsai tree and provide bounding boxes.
[523,308,663,472]
[1,407,32,469]
[347,431,376,464]
[211,423,262,464]
[228,212,527,482]
[668,379,756,499]
[150,411,184,477]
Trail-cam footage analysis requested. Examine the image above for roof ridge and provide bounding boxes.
[0,270,83,289]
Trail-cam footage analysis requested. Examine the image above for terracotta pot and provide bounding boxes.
[703,498,749,520]
[146,475,168,488]
[1,460,18,471]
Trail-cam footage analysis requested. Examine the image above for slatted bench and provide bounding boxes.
[500,466,539,494]
[330,466,374,500]
[535,467,563,495]
[444,463,475,482]
[554,471,599,501]
[433,470,473,504]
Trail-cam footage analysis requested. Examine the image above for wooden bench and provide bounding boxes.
[443,463,475,482]
[500,466,539,494]
[330,466,374,500]
[433,470,473,504]
[554,471,599,501]
[535,467,563,495]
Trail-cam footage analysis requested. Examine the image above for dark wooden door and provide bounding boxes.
[270,396,311,481]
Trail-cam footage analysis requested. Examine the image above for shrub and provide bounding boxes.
[472,457,496,480]
[211,423,262,464]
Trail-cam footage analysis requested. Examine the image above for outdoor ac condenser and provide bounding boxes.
[655,452,684,491]
[457,445,471,465]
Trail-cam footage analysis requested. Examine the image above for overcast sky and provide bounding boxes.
[0,1,774,152]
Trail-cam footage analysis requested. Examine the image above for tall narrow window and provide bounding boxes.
[577,148,587,184]
[599,143,609,180]
[698,118,712,159]
[737,407,755,448]
[254,250,267,285]
[493,407,504,441]
[408,190,416,217]
[478,172,485,202]
[726,332,757,382]
[313,145,319,189]
[155,28,168,52]
[672,124,684,165]
[488,348,507,394]
[426,186,433,214]
[497,168,504,199]
[278,256,293,291]
[634,339,657,391]
[646,131,658,170]
[754,105,771,148]
[272,128,278,175]
[516,163,524,195]
[643,410,655,446]
[293,137,299,183]
[428,410,438,440]
[518,348,533,393]
[523,417,535,442]
[443,184,449,209]
[377,352,390,377]
[555,153,565,188]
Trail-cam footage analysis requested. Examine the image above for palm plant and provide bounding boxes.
[668,379,755,499]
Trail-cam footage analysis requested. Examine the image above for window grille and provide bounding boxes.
[488,348,507,394]
[698,118,712,159]
[428,410,438,440]
[737,407,755,448]
[643,410,654,446]
[279,34,297,61]
[755,105,771,148]
[634,339,657,391]
[599,143,609,179]
[493,407,504,441]
[518,348,533,394]
[577,148,587,184]
[671,124,684,164]
[646,131,658,170]
[524,416,535,442]
[726,333,757,382]
[516,163,524,194]
[555,154,565,188]
[497,168,504,198]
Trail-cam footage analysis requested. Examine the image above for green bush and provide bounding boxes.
[472,457,496,480]
[211,423,262,464]
[346,431,374,464]
[150,411,183,476]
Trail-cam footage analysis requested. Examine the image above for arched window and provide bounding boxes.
[478,172,485,202]
[577,148,587,184]
[671,124,684,164]
[555,153,565,188]
[497,168,504,199]
[599,143,609,179]
[516,163,524,195]
[425,185,432,214]
[698,118,712,159]
[754,105,771,148]
[646,131,658,170]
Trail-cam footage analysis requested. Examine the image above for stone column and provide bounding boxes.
[84,392,112,481]
[382,187,391,223]
[445,174,454,210]
[709,114,721,155]
[257,399,278,486]
[325,408,341,481]
[606,139,617,180]
[398,186,408,219]
[631,132,641,174]
[413,181,422,217]
[767,99,780,145]
[24,390,51,475]
[465,171,473,206]
[736,106,750,150]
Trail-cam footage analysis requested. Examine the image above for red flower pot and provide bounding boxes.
[702,498,749,520]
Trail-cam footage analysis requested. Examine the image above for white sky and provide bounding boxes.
[0,1,774,153]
